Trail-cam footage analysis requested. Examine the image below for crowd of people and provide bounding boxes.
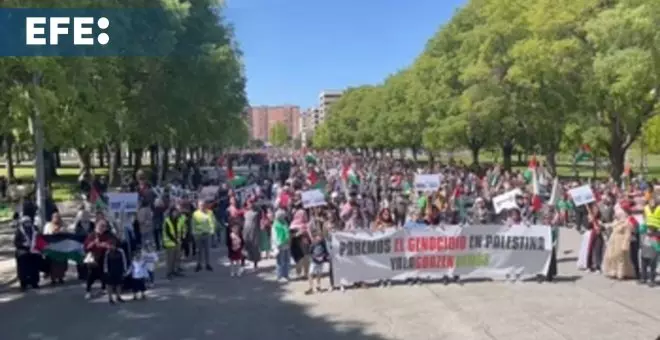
[11,151,659,303]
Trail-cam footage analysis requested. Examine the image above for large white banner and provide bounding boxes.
[330,224,552,284]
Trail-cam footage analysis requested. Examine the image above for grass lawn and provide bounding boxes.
[437,150,660,179]
[0,166,109,203]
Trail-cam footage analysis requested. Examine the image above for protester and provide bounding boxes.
[127,249,149,300]
[163,206,186,279]
[14,216,40,291]
[306,230,329,294]
[42,212,67,285]
[242,199,262,269]
[192,199,216,272]
[84,220,115,299]
[272,209,291,282]
[228,224,244,277]
[103,239,127,304]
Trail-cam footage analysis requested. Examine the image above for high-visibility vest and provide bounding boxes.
[192,210,215,235]
[163,216,187,248]
[644,205,660,228]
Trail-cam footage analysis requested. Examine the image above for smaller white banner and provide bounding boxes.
[413,174,442,192]
[107,192,139,213]
[569,185,595,206]
[301,189,326,208]
[492,188,522,213]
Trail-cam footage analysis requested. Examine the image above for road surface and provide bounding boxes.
[0,229,658,340]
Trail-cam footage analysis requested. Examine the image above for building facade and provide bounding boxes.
[318,90,343,121]
[248,105,301,142]
[300,107,321,147]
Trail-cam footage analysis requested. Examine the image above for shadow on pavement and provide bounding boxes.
[0,253,392,340]
[557,256,578,263]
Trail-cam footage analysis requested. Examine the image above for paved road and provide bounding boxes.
[0,229,658,340]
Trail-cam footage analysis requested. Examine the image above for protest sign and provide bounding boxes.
[330,224,552,284]
[413,174,442,192]
[199,166,219,181]
[199,186,219,202]
[235,184,258,203]
[568,185,595,206]
[492,188,523,213]
[106,192,139,238]
[301,189,326,208]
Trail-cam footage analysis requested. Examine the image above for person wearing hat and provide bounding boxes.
[192,199,217,272]
[14,216,40,291]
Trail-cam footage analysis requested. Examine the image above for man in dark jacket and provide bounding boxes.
[14,216,40,291]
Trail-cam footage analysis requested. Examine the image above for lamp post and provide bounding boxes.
[28,72,47,226]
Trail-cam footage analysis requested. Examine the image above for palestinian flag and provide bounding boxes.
[230,175,247,188]
[341,164,360,186]
[304,153,317,165]
[574,144,592,163]
[33,234,86,263]
[307,169,318,186]
[523,155,538,184]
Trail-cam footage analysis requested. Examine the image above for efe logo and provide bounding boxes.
[25,17,109,46]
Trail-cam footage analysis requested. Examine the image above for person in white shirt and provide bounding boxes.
[141,243,158,285]
[127,250,149,300]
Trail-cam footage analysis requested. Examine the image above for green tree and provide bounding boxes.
[269,122,290,147]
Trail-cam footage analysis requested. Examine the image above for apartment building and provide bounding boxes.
[318,90,343,122]
[248,105,301,142]
[300,107,322,146]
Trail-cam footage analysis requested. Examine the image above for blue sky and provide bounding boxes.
[223,0,465,108]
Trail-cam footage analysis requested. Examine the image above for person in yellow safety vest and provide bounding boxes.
[644,197,660,229]
[192,199,217,272]
[163,207,187,279]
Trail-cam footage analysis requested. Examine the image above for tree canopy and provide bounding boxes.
[0,0,248,183]
[269,122,290,147]
[313,0,660,181]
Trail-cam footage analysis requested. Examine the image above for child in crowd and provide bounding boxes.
[141,242,158,286]
[127,250,149,300]
[306,231,329,294]
[228,224,244,277]
[103,239,127,304]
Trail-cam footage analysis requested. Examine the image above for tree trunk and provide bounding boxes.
[175,146,183,168]
[132,148,143,175]
[114,144,122,169]
[470,145,481,166]
[54,148,61,168]
[517,151,523,164]
[501,141,514,171]
[43,150,58,182]
[127,149,133,167]
[97,146,105,168]
[149,144,158,173]
[5,135,15,181]
[75,147,92,177]
[159,146,169,183]
[609,137,627,184]
[107,141,120,187]
[545,150,557,177]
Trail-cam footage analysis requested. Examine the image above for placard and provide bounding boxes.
[330,224,552,283]
[301,189,326,208]
[413,174,442,192]
[492,188,523,213]
[568,185,595,206]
